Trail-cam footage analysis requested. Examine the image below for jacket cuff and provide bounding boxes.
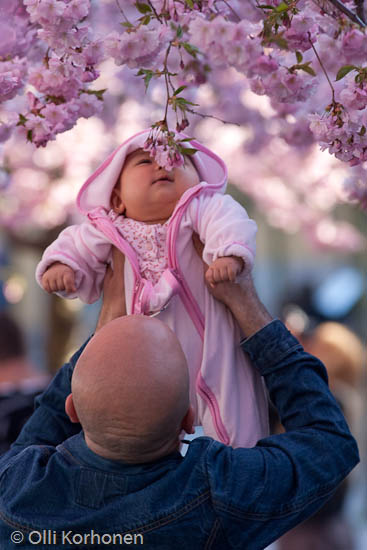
[240,319,302,376]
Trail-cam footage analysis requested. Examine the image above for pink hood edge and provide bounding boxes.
[76,129,228,214]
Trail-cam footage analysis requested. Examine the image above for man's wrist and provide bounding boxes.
[96,305,124,331]
[223,284,273,339]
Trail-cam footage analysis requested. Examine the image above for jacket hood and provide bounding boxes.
[77,129,228,214]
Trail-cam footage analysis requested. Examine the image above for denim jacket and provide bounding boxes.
[0,320,359,549]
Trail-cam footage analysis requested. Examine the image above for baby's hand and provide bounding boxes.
[41,262,76,294]
[205,256,244,288]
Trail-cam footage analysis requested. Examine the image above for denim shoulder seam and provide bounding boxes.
[56,444,83,466]
[204,517,221,550]
[213,483,337,521]
[116,490,211,535]
[254,343,303,375]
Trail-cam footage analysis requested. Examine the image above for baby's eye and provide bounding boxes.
[138,159,151,164]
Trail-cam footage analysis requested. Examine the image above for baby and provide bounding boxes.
[42,149,243,294]
[36,129,269,448]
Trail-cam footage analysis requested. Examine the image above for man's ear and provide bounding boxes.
[181,405,195,435]
[111,188,125,214]
[65,394,80,424]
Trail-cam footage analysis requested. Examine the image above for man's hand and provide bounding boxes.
[96,247,127,331]
[192,233,272,338]
[41,262,76,294]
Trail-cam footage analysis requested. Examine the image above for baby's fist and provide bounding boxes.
[205,256,244,288]
[41,262,76,294]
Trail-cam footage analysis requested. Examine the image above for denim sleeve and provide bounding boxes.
[10,338,91,451]
[207,320,359,550]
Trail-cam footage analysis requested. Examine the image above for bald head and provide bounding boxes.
[70,315,192,462]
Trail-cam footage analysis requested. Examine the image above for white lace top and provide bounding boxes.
[109,211,169,285]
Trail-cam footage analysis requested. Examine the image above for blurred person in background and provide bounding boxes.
[275,317,365,550]
[0,312,49,454]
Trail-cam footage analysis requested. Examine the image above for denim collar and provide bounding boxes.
[58,432,183,474]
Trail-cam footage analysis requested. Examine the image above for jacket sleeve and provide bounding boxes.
[35,222,112,303]
[206,320,360,549]
[9,339,91,452]
[187,192,257,272]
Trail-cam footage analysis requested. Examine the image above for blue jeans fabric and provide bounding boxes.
[0,320,359,549]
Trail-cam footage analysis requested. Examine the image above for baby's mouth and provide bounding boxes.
[152,176,174,184]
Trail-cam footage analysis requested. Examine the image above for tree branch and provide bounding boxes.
[328,0,366,27]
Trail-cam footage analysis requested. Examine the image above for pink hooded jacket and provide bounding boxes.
[36,129,269,447]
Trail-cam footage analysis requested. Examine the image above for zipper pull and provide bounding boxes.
[148,301,171,317]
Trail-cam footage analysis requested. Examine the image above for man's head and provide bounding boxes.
[110,149,200,222]
[65,315,194,463]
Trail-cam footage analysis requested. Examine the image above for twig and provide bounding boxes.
[185,106,241,126]
[221,0,241,22]
[163,43,173,123]
[308,34,336,104]
[327,0,366,27]
[115,0,130,23]
[355,0,366,23]
[147,0,163,23]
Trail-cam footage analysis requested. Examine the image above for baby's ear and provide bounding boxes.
[111,188,125,214]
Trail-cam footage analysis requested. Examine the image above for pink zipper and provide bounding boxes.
[166,191,230,444]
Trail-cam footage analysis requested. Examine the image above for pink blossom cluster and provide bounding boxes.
[339,74,367,111]
[342,29,367,65]
[251,66,316,104]
[0,3,36,107]
[189,16,268,74]
[105,25,172,70]
[309,106,367,166]
[17,0,105,146]
[143,128,185,171]
[150,0,215,19]
[0,58,27,103]
[284,13,318,52]
[22,90,103,147]
[188,13,317,105]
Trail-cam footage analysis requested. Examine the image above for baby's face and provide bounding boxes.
[111,149,200,223]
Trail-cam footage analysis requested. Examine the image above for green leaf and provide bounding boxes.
[120,21,134,28]
[275,2,289,12]
[176,25,183,38]
[173,85,187,96]
[17,114,27,126]
[136,69,154,91]
[175,97,198,106]
[299,64,316,77]
[135,2,152,14]
[270,35,288,49]
[26,129,33,142]
[180,147,197,155]
[182,42,199,57]
[296,51,303,64]
[140,14,151,25]
[84,88,107,100]
[184,0,194,8]
[336,65,357,81]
